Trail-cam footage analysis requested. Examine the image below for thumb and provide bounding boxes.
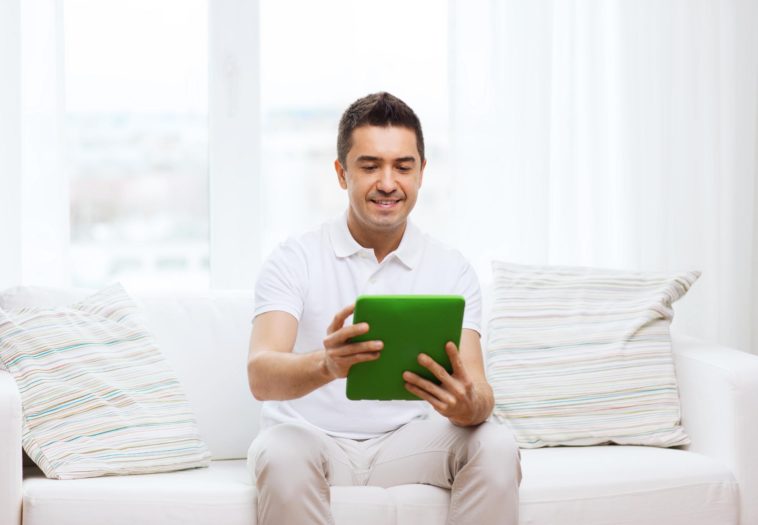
[327,303,355,334]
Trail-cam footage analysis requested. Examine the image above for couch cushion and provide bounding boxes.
[487,261,698,448]
[1,286,260,461]
[22,447,737,525]
[520,445,738,525]
[387,484,449,524]
[378,447,738,525]
[23,460,256,525]
[136,292,260,460]
[0,285,211,479]
[22,460,395,525]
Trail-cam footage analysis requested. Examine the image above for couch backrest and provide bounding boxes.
[1,284,501,462]
[0,286,260,461]
[138,291,260,460]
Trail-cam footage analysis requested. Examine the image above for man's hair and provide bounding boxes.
[337,92,425,167]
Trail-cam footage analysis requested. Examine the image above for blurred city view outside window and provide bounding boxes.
[65,0,209,290]
[66,0,448,290]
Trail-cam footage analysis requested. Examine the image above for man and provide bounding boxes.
[247,92,521,524]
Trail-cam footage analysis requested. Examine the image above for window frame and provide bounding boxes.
[5,0,264,290]
[0,0,23,290]
[208,0,262,289]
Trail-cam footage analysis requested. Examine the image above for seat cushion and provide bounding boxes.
[387,484,449,525]
[22,460,394,525]
[23,460,256,525]
[22,447,738,525]
[369,447,739,525]
[520,445,738,525]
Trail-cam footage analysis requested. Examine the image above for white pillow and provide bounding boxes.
[487,261,699,448]
[0,284,211,479]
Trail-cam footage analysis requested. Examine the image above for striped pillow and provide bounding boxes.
[487,261,699,448]
[0,284,210,479]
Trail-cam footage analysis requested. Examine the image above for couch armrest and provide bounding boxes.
[672,334,758,525]
[0,370,22,525]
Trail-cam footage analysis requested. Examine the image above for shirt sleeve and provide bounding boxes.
[457,258,482,335]
[254,238,309,322]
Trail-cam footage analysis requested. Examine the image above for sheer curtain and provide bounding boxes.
[449,0,758,352]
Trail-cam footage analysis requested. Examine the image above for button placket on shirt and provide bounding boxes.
[359,250,385,292]
[367,262,380,289]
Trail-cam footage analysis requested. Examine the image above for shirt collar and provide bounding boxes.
[329,212,424,270]
[330,213,363,258]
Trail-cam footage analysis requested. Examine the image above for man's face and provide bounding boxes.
[335,125,425,236]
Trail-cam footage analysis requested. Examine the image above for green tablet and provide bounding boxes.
[346,295,465,401]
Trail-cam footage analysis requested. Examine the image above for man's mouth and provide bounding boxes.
[370,199,402,209]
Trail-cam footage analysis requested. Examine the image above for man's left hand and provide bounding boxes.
[403,341,483,426]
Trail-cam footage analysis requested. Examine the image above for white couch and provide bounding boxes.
[1,286,757,525]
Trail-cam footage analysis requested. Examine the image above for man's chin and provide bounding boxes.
[349,203,413,234]
[365,213,407,232]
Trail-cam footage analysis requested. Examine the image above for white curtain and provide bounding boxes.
[449,0,758,352]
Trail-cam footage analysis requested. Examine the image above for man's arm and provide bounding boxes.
[247,305,384,401]
[402,328,494,426]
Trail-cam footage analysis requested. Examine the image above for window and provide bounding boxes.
[35,1,449,290]
[259,0,450,255]
[65,0,209,290]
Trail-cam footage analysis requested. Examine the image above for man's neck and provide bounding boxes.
[346,213,406,263]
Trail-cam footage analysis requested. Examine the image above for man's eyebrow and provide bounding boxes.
[356,155,381,163]
[354,155,417,163]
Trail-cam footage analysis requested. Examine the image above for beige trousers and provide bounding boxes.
[246,418,522,525]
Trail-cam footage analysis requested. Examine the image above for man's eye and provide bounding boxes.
[397,166,411,172]
[362,165,377,171]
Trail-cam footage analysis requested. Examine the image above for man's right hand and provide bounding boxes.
[322,304,383,380]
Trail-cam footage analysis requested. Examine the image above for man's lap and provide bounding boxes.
[247,418,518,489]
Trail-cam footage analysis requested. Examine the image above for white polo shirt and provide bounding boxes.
[254,213,482,439]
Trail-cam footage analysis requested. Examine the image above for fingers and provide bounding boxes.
[327,303,355,334]
[404,382,448,411]
[403,372,456,410]
[322,303,382,379]
[445,341,467,377]
[416,347,466,391]
[407,343,473,414]
[345,351,383,365]
[403,370,454,404]
[323,321,371,348]
[327,339,383,358]
[323,342,383,379]
[417,352,450,381]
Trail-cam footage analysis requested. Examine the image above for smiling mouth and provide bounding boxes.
[370,199,402,209]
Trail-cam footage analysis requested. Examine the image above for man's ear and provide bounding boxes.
[418,158,427,189]
[335,159,348,190]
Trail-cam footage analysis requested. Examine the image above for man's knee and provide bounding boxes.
[248,423,328,480]
[467,421,522,486]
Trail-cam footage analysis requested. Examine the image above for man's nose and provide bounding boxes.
[376,167,397,192]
